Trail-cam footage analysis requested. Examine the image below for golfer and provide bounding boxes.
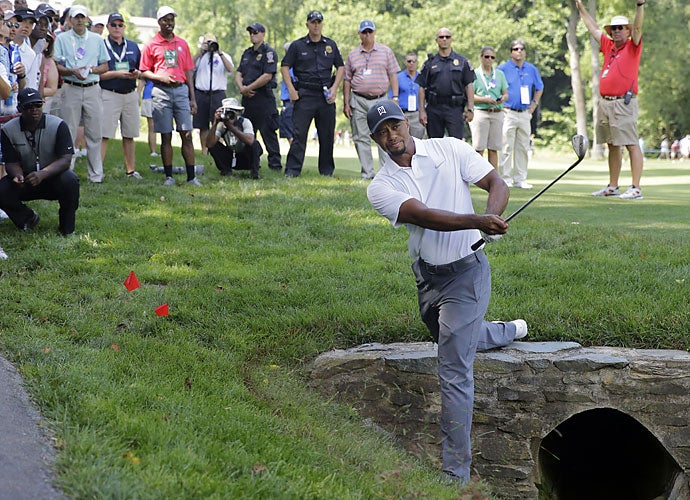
[366,100,527,485]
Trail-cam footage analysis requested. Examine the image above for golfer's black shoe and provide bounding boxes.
[22,211,40,231]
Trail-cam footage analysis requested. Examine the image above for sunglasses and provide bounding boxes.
[483,55,495,59]
[249,30,260,35]
[610,25,626,31]
[406,59,417,63]
[437,35,451,39]
[110,23,124,28]
[511,47,525,51]
[361,29,373,34]
[23,102,43,109]
[6,22,20,28]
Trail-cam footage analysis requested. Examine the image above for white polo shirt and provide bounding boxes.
[367,137,492,265]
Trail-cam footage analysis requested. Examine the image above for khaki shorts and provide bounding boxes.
[470,108,504,151]
[101,88,141,139]
[596,97,638,146]
[140,98,153,118]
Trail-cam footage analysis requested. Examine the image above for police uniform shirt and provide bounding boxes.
[416,51,475,98]
[238,42,278,94]
[281,34,344,89]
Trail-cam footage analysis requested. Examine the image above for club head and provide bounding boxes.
[572,134,589,160]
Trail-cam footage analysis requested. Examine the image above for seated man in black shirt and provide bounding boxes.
[206,97,263,179]
[0,88,79,236]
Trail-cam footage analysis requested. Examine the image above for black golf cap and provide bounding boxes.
[18,88,44,107]
[367,100,405,134]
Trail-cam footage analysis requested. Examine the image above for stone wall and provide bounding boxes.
[309,341,690,499]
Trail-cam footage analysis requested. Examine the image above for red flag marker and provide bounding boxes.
[155,303,169,317]
[123,271,141,292]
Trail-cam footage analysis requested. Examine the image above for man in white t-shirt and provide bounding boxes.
[366,99,527,486]
[206,97,262,179]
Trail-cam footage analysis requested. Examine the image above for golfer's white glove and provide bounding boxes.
[481,232,503,244]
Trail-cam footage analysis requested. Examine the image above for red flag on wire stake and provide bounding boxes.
[155,303,169,317]
[123,271,141,292]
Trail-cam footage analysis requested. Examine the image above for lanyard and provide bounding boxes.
[70,30,89,60]
[24,127,43,170]
[478,67,496,93]
[105,38,126,62]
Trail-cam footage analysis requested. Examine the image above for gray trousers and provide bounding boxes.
[349,92,385,178]
[412,251,517,481]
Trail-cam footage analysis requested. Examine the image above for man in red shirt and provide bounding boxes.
[577,0,645,200]
[140,6,200,186]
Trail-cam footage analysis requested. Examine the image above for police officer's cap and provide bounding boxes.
[246,22,265,33]
[367,100,405,134]
[307,10,323,22]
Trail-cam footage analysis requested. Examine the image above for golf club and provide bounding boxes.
[471,134,589,251]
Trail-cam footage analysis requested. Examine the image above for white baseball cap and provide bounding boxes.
[69,4,88,18]
[156,6,177,20]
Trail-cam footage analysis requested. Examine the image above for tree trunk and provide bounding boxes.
[587,0,605,159]
[567,0,588,141]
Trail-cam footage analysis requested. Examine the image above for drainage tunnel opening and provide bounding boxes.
[538,408,682,500]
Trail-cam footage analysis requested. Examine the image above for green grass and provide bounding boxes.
[1,140,688,498]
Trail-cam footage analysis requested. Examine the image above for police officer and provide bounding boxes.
[236,22,281,171]
[281,10,344,177]
[417,27,475,139]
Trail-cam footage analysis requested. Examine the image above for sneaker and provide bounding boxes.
[511,319,528,339]
[619,186,643,200]
[0,209,8,220]
[187,178,202,186]
[492,319,528,340]
[150,152,159,157]
[592,185,620,197]
[163,176,176,186]
[22,211,40,231]
[126,171,143,179]
[513,181,533,189]
[0,246,7,259]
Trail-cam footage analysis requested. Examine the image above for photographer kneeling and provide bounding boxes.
[207,98,263,179]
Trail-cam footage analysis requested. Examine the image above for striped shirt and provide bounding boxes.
[345,42,399,96]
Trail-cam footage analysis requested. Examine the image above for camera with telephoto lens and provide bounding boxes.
[220,108,236,121]
[208,41,219,52]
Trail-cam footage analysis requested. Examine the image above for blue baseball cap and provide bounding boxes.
[358,20,375,32]
[367,100,405,134]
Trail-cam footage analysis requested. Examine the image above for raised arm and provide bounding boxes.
[575,0,603,43]
[631,1,644,45]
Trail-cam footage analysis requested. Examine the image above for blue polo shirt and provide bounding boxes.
[100,37,141,94]
[496,60,543,111]
[390,70,420,112]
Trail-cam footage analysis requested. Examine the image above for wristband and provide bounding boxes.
[466,108,473,113]
[636,1,645,5]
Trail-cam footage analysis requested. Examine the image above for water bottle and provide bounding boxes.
[9,42,20,74]
[322,85,330,100]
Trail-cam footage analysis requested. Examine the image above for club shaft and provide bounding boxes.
[470,155,585,251]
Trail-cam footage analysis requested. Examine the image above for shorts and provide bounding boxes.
[151,84,193,134]
[140,98,153,118]
[193,89,225,130]
[470,108,504,151]
[596,97,638,146]
[101,88,140,139]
